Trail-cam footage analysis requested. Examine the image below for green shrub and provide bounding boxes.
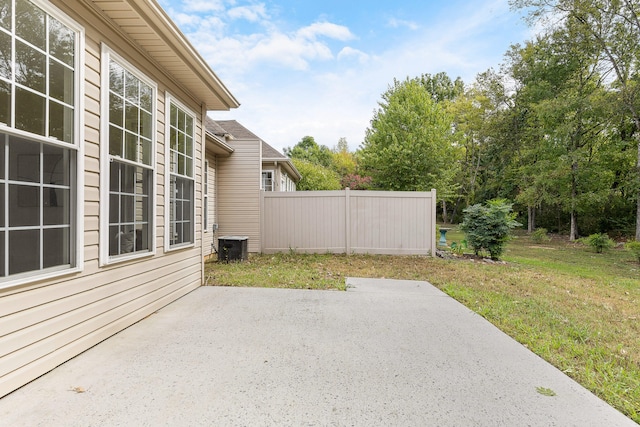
[625,241,640,263]
[460,199,521,260]
[580,233,615,253]
[450,240,467,255]
[531,227,551,244]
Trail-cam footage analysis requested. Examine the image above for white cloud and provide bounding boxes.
[182,0,226,13]
[296,22,354,41]
[184,0,530,153]
[228,4,268,22]
[387,18,419,31]
[337,47,370,64]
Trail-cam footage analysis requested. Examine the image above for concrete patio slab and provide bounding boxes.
[0,278,635,426]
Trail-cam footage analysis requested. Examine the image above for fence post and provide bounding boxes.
[431,188,437,257]
[345,188,351,254]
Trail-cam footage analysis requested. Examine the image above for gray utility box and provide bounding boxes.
[218,236,248,262]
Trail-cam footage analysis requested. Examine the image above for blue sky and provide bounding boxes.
[158,0,533,152]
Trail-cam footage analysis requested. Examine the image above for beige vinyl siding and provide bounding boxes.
[217,139,261,253]
[0,0,208,398]
[203,152,217,257]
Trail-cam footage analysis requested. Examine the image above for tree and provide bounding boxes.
[511,0,640,239]
[284,136,333,169]
[291,159,341,191]
[359,77,459,199]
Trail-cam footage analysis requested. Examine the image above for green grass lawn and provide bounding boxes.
[205,229,640,423]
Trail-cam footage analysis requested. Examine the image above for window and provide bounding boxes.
[203,159,208,232]
[262,171,273,191]
[101,48,155,262]
[166,98,194,249]
[0,0,81,284]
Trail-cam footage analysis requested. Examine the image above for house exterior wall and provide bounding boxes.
[0,0,212,398]
[261,189,437,255]
[203,152,217,257]
[217,139,261,253]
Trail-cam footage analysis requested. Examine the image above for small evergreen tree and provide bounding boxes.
[461,199,521,260]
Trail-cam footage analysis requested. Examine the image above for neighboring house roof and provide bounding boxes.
[204,116,234,156]
[214,120,261,140]
[87,0,239,110]
[208,119,301,182]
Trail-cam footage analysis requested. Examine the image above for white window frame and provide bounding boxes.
[164,94,196,252]
[0,0,84,289]
[261,170,273,191]
[99,45,157,265]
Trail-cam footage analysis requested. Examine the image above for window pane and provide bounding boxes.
[10,138,39,181]
[108,225,119,256]
[124,69,138,103]
[178,153,185,175]
[186,136,193,158]
[49,17,74,67]
[0,0,11,31]
[9,229,39,274]
[109,125,122,157]
[124,102,138,133]
[109,60,124,96]
[186,156,192,177]
[43,187,69,225]
[109,157,120,191]
[177,131,185,155]
[140,138,151,166]
[43,144,69,185]
[124,132,136,162]
[0,80,10,126]
[135,194,147,222]
[140,84,152,111]
[170,127,177,151]
[135,224,148,252]
[49,59,73,104]
[140,109,152,140]
[0,231,4,276]
[122,163,135,193]
[16,0,45,50]
[185,115,193,137]
[121,194,134,222]
[15,87,45,135]
[0,31,12,80]
[170,103,177,127]
[49,101,73,142]
[10,184,39,226]
[0,185,4,225]
[109,93,123,127]
[109,193,119,223]
[15,39,45,93]
[43,227,69,268]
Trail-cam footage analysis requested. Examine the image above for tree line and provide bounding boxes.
[285,0,640,241]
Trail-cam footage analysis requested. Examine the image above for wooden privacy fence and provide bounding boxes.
[261,189,437,256]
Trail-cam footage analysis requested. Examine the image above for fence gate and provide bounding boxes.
[261,189,436,256]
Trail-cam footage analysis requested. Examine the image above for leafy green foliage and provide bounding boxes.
[359,76,459,196]
[461,200,521,259]
[291,159,341,191]
[284,136,333,169]
[626,241,640,263]
[450,239,467,255]
[531,228,551,244]
[580,233,615,254]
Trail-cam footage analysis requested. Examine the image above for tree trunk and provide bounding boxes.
[570,211,577,241]
[527,206,536,233]
[442,200,448,224]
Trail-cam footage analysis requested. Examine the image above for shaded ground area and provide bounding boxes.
[0,279,635,426]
